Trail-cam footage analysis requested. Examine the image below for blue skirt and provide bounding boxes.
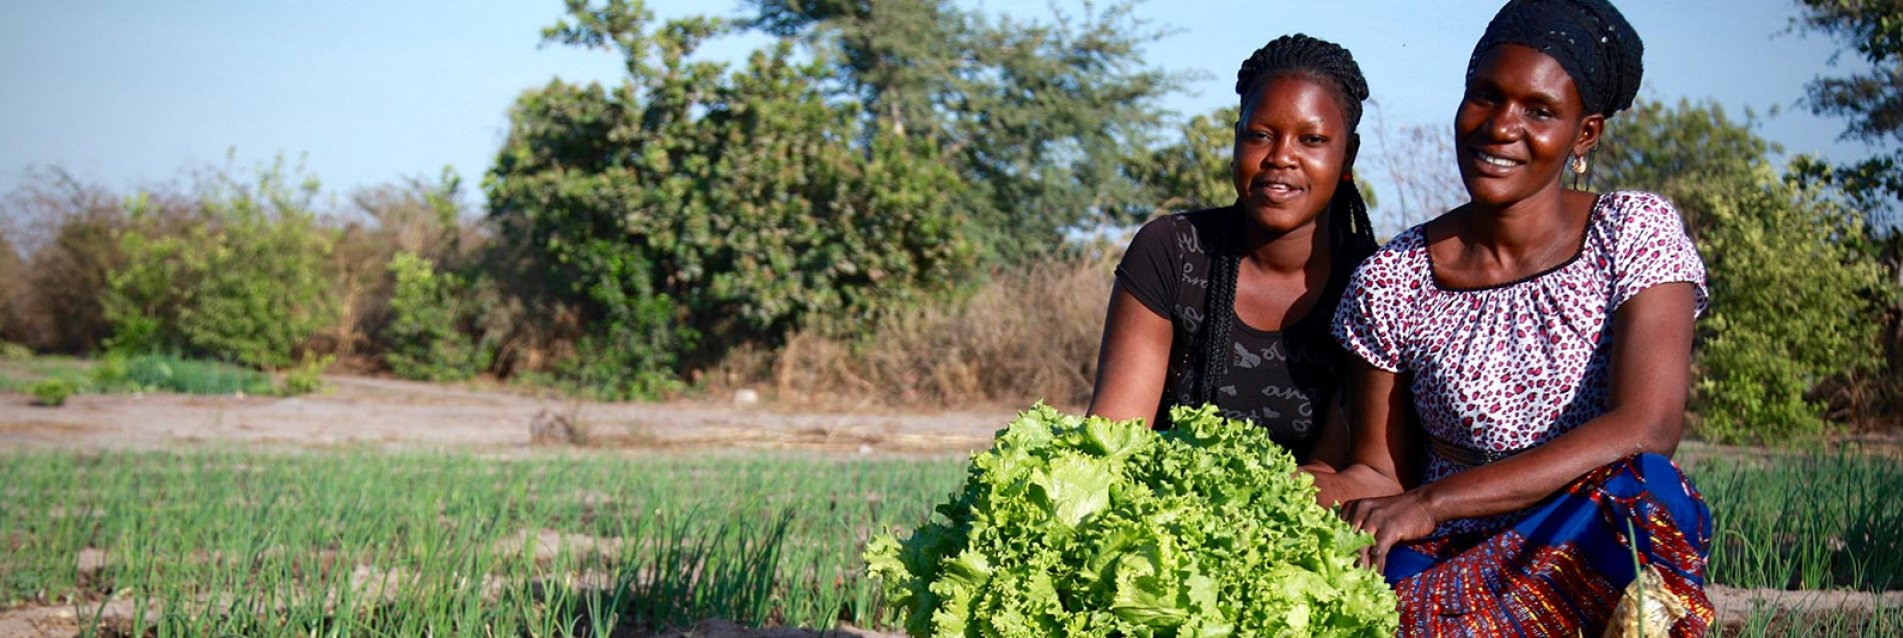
[1384,453,1715,637]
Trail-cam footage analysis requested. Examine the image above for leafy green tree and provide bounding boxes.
[1791,0,1903,424]
[1134,106,1236,215]
[741,0,1184,260]
[1591,98,1891,443]
[1590,99,1774,232]
[487,0,976,397]
[1791,0,1903,217]
[1684,167,1888,443]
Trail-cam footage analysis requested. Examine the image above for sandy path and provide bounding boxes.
[0,374,1009,454]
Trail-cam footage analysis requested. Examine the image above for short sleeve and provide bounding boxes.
[1113,216,1180,319]
[1331,246,1409,373]
[1608,192,1709,317]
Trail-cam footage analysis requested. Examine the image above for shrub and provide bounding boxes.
[0,170,136,353]
[1688,167,1891,444]
[116,353,276,396]
[488,15,977,393]
[330,170,479,360]
[281,352,331,395]
[382,252,489,381]
[27,378,72,407]
[88,354,130,388]
[1591,99,1895,444]
[103,159,340,369]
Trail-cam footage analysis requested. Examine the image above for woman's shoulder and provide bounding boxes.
[1591,190,1686,230]
[1128,206,1230,256]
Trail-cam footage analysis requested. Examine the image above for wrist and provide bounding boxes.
[1413,483,1448,526]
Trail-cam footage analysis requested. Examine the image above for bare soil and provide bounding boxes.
[1,374,1896,636]
[0,374,1009,454]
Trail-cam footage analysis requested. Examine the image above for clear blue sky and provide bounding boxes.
[0,0,1875,219]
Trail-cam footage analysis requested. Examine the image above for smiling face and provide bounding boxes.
[1232,74,1356,236]
[1455,44,1604,208]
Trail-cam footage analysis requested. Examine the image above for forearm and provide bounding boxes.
[1309,462,1404,508]
[1414,406,1679,522]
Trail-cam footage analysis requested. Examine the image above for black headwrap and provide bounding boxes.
[1467,0,1644,117]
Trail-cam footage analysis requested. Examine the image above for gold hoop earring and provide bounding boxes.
[1570,155,1588,175]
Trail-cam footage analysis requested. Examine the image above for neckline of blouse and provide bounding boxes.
[1422,191,1612,293]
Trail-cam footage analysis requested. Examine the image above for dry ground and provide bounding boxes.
[0,375,1895,636]
[0,375,1008,454]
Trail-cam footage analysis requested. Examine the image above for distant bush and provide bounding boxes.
[328,169,482,361]
[281,352,331,395]
[546,243,691,400]
[0,353,282,397]
[88,355,129,387]
[1688,169,1891,444]
[0,232,25,345]
[488,16,979,396]
[382,252,491,381]
[1593,99,1896,445]
[0,170,138,353]
[103,159,340,369]
[27,378,71,406]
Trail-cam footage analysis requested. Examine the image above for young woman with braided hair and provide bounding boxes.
[1332,0,1715,634]
[1087,34,1388,506]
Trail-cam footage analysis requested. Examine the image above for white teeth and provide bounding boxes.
[1477,152,1518,168]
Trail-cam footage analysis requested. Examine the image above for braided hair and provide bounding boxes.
[1193,34,1380,407]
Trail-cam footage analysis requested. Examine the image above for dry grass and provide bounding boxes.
[321,178,488,368]
[732,255,1115,410]
[0,171,140,353]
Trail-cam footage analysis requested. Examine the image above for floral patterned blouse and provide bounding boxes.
[1332,191,1707,535]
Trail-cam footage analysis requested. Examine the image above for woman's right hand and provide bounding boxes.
[1342,489,1437,573]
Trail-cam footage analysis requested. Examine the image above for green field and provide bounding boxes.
[1,448,1898,637]
[0,354,280,398]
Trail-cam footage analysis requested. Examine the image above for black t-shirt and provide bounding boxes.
[1114,206,1354,459]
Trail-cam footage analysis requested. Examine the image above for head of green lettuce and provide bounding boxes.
[864,403,1398,638]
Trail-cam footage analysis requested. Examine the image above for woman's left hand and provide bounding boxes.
[1342,490,1437,573]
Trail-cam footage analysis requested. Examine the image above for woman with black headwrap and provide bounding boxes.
[1329,0,1715,635]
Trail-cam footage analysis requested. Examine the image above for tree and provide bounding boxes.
[1131,106,1235,216]
[487,0,976,397]
[1590,98,1776,233]
[1787,0,1903,217]
[0,230,24,347]
[741,0,1186,261]
[0,170,131,353]
[1792,0,1903,425]
[1682,167,1889,443]
[382,251,489,382]
[1365,120,1465,237]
